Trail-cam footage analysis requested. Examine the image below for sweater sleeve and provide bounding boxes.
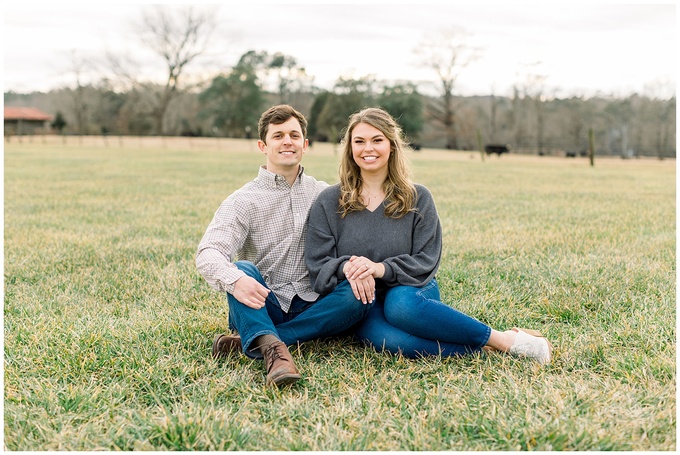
[305,186,351,294]
[380,185,443,287]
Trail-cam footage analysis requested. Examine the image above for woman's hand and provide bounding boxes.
[344,255,385,280]
[347,274,375,304]
[343,256,383,304]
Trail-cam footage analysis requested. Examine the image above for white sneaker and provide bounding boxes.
[509,329,552,365]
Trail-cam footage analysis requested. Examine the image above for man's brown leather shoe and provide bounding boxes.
[212,333,242,359]
[263,341,301,387]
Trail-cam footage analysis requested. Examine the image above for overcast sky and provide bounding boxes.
[3,2,677,98]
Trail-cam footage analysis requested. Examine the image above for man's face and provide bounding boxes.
[258,117,308,175]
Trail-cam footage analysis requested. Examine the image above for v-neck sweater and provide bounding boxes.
[306,183,443,295]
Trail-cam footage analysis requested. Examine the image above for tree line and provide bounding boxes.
[4,6,675,158]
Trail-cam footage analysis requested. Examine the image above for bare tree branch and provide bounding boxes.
[126,5,218,135]
[413,26,481,149]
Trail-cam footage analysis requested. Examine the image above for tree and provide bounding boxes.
[316,76,376,144]
[143,6,217,135]
[51,111,67,134]
[91,80,127,137]
[603,97,635,157]
[308,91,332,142]
[64,50,91,138]
[377,83,424,145]
[233,50,313,106]
[267,52,314,105]
[509,64,552,154]
[414,27,479,149]
[508,85,529,151]
[198,53,265,138]
[561,96,589,154]
[521,65,550,154]
[110,5,217,135]
[656,97,676,159]
[488,89,499,142]
[642,79,676,159]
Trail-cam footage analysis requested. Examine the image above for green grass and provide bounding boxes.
[4,138,676,450]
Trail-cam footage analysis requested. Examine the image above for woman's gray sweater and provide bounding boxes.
[305,183,443,295]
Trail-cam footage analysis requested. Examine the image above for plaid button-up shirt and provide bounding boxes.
[196,165,328,312]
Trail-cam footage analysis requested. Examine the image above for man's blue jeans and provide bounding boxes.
[227,261,373,358]
[353,279,492,358]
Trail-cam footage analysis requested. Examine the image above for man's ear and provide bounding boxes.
[257,140,266,153]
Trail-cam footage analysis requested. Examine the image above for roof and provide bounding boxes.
[4,107,53,121]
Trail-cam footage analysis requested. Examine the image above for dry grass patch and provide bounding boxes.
[4,139,675,450]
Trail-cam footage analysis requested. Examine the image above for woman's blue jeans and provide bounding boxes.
[227,261,372,359]
[353,279,492,358]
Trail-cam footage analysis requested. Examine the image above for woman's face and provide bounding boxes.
[351,122,391,174]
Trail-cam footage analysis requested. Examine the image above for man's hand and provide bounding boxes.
[232,276,270,309]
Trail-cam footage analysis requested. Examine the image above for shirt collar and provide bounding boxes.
[258,165,305,188]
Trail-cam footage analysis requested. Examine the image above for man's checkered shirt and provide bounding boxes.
[196,166,328,312]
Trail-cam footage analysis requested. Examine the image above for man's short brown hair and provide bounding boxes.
[258,104,308,143]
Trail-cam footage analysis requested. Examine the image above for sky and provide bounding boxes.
[3,1,677,98]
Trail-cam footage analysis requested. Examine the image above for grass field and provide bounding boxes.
[3,136,676,450]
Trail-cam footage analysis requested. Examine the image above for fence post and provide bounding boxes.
[588,128,595,167]
[476,129,485,162]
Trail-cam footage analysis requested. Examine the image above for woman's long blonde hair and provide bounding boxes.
[338,107,416,218]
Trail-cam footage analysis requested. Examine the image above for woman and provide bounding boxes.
[305,107,552,364]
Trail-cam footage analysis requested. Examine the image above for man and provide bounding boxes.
[196,105,372,387]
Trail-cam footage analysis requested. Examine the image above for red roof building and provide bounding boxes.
[4,107,53,121]
[4,106,53,136]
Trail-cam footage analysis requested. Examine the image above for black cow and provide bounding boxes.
[484,144,510,155]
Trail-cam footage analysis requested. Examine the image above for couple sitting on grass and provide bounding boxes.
[196,104,552,387]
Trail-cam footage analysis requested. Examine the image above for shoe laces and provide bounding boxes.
[264,342,285,369]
